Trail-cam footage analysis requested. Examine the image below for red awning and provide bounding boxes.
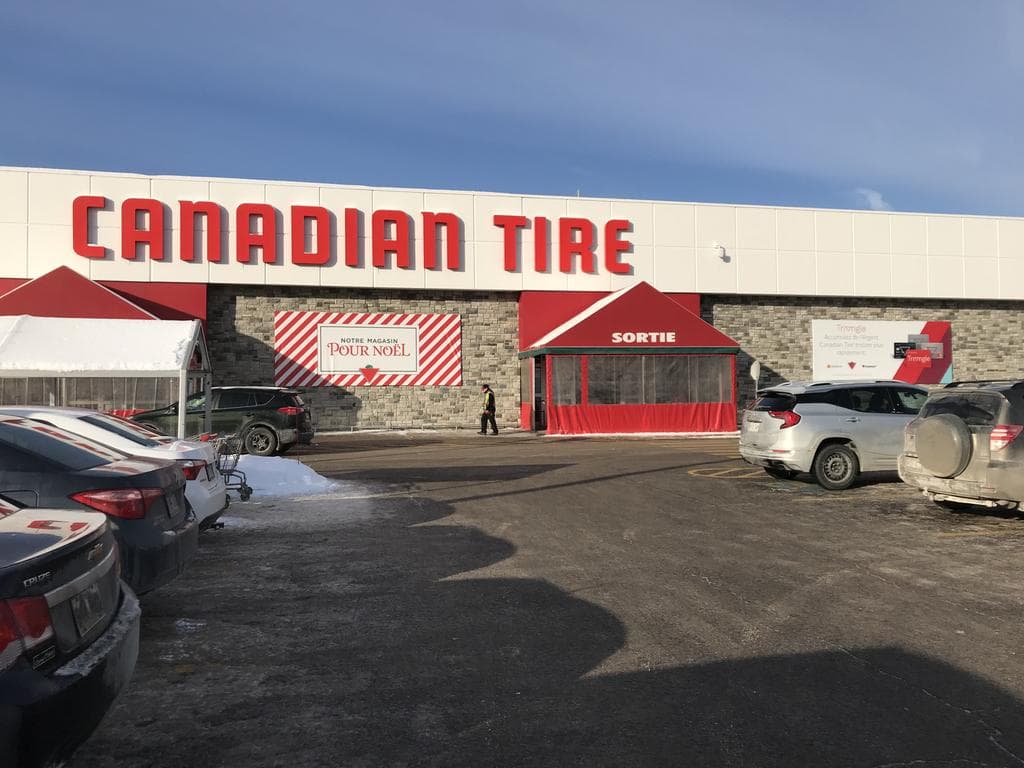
[523,281,738,355]
[0,266,157,320]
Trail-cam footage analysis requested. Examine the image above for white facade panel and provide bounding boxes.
[816,251,855,296]
[926,216,963,258]
[28,172,91,226]
[964,217,997,257]
[778,251,816,295]
[27,225,86,277]
[890,215,927,254]
[736,249,777,294]
[854,253,892,296]
[964,257,999,299]
[736,207,776,250]
[815,210,854,252]
[654,246,696,292]
[0,223,28,278]
[891,253,927,297]
[5,165,1024,302]
[998,219,1024,259]
[695,245,737,293]
[927,256,965,298]
[999,259,1024,299]
[777,209,815,252]
[853,213,889,254]
[0,170,28,224]
[653,203,694,247]
[695,205,736,250]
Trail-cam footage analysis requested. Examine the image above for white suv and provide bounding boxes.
[739,380,929,490]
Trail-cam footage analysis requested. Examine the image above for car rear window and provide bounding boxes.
[919,392,1005,426]
[0,419,121,471]
[81,414,164,447]
[753,392,796,411]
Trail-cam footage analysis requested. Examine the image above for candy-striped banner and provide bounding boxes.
[274,311,462,387]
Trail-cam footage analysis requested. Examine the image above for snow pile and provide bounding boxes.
[235,455,339,497]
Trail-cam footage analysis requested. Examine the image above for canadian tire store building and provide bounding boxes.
[2,166,1024,434]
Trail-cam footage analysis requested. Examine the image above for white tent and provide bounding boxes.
[0,315,212,438]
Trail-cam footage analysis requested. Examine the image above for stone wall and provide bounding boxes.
[703,294,1024,409]
[207,286,520,431]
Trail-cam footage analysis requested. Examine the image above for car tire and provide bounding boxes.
[244,426,278,457]
[813,443,859,490]
[764,467,799,480]
[917,414,973,478]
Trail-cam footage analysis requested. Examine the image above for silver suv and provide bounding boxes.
[739,380,929,490]
[900,380,1024,511]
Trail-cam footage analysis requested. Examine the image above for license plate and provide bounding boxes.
[71,583,105,637]
[166,491,182,518]
[748,421,760,432]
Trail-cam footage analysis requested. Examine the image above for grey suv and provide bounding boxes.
[740,380,929,490]
[900,380,1024,510]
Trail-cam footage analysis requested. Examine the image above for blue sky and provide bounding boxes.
[2,2,1022,215]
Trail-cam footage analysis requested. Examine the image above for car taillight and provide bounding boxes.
[277,406,302,416]
[71,488,164,519]
[768,410,801,429]
[0,597,54,671]
[990,424,1023,452]
[177,459,208,480]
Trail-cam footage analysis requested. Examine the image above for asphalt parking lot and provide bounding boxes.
[72,432,1024,767]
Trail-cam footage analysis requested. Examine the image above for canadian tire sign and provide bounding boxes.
[274,311,462,387]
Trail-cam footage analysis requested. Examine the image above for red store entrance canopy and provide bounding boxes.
[519,282,740,434]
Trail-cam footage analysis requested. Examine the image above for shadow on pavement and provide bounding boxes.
[326,463,573,484]
[72,494,1024,768]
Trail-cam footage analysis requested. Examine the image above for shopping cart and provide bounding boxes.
[213,432,253,501]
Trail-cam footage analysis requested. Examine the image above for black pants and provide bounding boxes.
[481,411,498,434]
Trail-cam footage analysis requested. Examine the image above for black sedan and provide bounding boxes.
[0,498,140,768]
[0,415,198,594]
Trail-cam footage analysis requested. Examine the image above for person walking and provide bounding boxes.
[479,383,498,435]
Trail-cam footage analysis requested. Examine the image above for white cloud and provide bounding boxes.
[854,188,893,212]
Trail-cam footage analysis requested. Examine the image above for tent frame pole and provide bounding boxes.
[176,371,187,439]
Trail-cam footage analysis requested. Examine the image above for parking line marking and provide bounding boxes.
[688,467,763,479]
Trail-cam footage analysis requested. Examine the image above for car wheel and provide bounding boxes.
[813,444,859,490]
[765,466,799,480]
[244,426,278,457]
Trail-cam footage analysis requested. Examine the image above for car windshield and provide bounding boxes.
[81,414,164,447]
[0,419,123,471]
[919,392,1004,426]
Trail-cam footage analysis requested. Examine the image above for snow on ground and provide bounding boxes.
[215,455,389,531]
[234,455,340,497]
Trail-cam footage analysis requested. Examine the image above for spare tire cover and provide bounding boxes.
[916,414,973,478]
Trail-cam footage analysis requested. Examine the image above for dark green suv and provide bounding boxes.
[131,387,315,456]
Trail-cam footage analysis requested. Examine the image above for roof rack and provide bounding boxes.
[942,379,1024,389]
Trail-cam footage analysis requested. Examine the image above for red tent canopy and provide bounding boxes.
[525,281,738,354]
[0,266,156,319]
[521,282,739,435]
